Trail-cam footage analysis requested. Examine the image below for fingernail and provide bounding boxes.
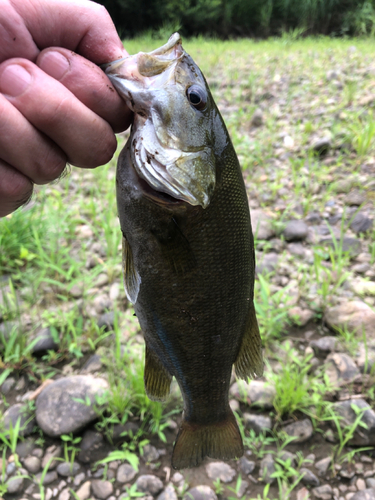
[39,51,70,80]
[0,65,31,96]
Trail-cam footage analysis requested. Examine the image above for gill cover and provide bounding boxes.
[104,33,216,208]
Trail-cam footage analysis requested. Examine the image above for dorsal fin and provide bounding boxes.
[234,301,263,380]
[122,236,141,304]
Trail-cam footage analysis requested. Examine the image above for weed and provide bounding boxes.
[254,274,291,346]
[323,402,372,462]
[60,433,82,468]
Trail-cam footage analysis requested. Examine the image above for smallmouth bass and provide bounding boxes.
[104,34,263,469]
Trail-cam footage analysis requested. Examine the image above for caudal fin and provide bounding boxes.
[172,409,243,470]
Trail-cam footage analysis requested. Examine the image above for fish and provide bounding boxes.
[104,33,263,470]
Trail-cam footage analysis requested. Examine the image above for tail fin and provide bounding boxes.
[172,409,243,470]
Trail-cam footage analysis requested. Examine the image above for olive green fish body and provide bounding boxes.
[106,34,263,469]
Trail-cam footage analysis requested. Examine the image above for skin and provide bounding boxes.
[0,0,132,217]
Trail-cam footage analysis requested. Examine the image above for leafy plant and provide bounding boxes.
[60,433,82,468]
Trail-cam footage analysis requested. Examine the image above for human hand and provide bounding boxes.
[0,0,132,217]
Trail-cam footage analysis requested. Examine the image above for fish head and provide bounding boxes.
[104,33,223,209]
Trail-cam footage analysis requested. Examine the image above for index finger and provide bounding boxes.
[2,0,127,64]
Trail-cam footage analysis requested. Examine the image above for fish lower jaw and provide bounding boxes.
[131,163,187,207]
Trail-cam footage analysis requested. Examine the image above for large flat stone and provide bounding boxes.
[35,375,108,437]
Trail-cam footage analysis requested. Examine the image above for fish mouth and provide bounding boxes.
[130,114,212,208]
[104,33,215,209]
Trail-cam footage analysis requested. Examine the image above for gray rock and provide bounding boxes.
[183,486,217,500]
[310,336,338,356]
[97,311,115,331]
[35,470,58,485]
[282,419,313,443]
[260,454,276,484]
[78,429,106,463]
[305,211,322,224]
[312,137,331,155]
[256,252,279,275]
[35,375,108,437]
[3,403,36,437]
[331,399,375,446]
[74,471,86,486]
[320,237,361,259]
[251,109,264,127]
[325,353,360,386]
[333,178,353,194]
[345,191,366,206]
[1,376,16,395]
[283,220,309,242]
[143,444,160,463]
[311,484,333,499]
[300,467,320,487]
[315,457,332,476]
[366,479,375,489]
[206,462,236,483]
[32,327,58,353]
[6,476,24,494]
[91,479,114,499]
[230,380,275,409]
[81,354,102,374]
[239,456,255,475]
[324,301,375,338]
[41,445,62,470]
[351,490,375,500]
[350,213,373,234]
[6,462,16,475]
[16,437,35,458]
[136,475,164,496]
[251,210,275,241]
[243,413,272,433]
[59,488,70,500]
[56,461,80,476]
[23,456,41,474]
[157,484,178,500]
[287,243,306,258]
[117,463,137,483]
[339,465,356,479]
[76,481,91,500]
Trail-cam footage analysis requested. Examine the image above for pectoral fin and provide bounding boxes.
[122,236,141,304]
[153,218,196,276]
[234,301,263,379]
[144,344,172,402]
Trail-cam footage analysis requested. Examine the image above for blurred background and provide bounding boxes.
[96,0,375,39]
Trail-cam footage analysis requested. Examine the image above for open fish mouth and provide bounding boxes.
[104,33,215,209]
[130,116,213,208]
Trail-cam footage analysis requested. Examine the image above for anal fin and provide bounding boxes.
[172,409,243,470]
[122,236,141,304]
[144,345,172,402]
[234,301,263,380]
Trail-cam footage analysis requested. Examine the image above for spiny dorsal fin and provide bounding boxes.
[144,344,172,402]
[234,301,263,380]
[122,236,141,304]
[172,408,243,470]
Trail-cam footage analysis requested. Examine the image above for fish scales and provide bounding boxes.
[105,33,263,469]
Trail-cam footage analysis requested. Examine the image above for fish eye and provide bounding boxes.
[186,85,207,111]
